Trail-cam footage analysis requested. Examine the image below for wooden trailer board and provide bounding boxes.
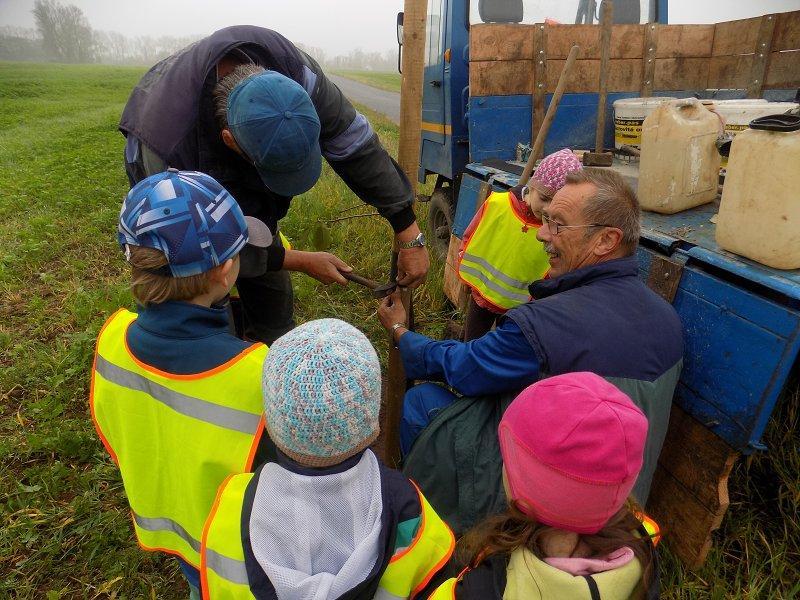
[466,10,800,162]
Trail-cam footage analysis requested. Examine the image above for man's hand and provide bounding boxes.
[395,222,429,288]
[378,290,408,339]
[284,249,352,285]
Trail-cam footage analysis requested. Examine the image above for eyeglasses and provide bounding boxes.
[540,213,616,236]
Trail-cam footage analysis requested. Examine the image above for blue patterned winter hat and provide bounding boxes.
[118,168,248,277]
[262,319,381,467]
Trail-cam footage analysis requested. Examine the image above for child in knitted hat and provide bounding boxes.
[428,372,660,599]
[199,318,455,599]
[457,148,582,340]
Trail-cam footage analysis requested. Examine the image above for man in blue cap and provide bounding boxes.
[120,26,429,344]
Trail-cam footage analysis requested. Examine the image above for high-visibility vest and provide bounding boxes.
[458,191,550,311]
[90,308,268,569]
[201,472,455,599]
[429,513,660,599]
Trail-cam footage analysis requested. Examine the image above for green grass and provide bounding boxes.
[330,69,402,93]
[0,61,797,598]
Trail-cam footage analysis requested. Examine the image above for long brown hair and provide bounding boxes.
[458,499,655,595]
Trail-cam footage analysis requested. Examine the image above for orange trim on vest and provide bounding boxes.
[122,318,266,380]
[411,533,456,598]
[388,481,456,597]
[245,415,266,470]
[200,473,236,600]
[390,481,427,564]
[89,308,127,465]
[507,190,543,228]
[136,535,195,568]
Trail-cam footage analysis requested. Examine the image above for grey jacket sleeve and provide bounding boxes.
[299,53,417,233]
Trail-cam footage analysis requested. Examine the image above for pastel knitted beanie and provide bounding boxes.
[262,318,381,467]
[499,372,648,534]
[531,148,583,196]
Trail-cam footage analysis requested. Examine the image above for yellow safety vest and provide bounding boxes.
[458,191,550,311]
[278,231,292,251]
[90,309,268,569]
[201,473,455,599]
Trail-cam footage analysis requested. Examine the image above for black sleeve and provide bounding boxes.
[454,556,508,600]
[299,52,417,233]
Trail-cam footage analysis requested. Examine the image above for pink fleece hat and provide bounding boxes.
[531,148,583,195]
[498,372,648,534]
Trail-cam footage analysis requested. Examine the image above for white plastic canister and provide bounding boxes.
[639,98,722,214]
[711,100,799,167]
[715,115,800,270]
[613,97,677,149]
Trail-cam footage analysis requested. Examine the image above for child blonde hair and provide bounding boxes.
[128,246,213,306]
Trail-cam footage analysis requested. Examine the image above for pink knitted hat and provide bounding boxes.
[498,372,648,534]
[531,148,583,196]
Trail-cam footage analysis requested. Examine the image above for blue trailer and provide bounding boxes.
[398,0,800,567]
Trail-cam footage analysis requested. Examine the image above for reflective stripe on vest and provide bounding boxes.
[201,476,455,599]
[90,309,267,568]
[458,191,550,310]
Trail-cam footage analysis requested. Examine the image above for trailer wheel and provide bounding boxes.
[428,188,453,260]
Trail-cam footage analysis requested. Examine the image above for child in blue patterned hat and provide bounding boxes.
[90,169,273,599]
[199,318,455,599]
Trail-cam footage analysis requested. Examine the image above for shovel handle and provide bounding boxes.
[521,44,581,182]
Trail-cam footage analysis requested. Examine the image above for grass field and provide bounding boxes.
[0,61,797,599]
[330,69,402,93]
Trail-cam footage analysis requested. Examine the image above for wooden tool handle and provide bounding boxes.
[342,271,380,289]
[595,0,614,153]
[520,44,581,183]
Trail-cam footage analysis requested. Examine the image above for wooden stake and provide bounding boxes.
[595,0,613,153]
[383,0,427,467]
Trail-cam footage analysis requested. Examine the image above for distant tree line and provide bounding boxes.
[0,0,199,64]
[0,0,398,71]
[298,43,399,72]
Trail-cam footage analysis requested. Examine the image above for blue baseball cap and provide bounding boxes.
[118,169,249,278]
[227,70,322,197]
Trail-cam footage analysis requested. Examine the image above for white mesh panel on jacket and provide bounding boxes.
[249,450,384,600]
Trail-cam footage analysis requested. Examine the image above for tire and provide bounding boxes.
[427,188,453,261]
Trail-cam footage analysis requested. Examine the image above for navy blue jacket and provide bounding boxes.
[401,257,683,503]
[507,257,684,501]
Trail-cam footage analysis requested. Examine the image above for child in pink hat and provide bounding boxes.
[427,372,660,599]
[457,149,582,340]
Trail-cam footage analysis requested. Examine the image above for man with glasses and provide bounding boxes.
[378,168,683,533]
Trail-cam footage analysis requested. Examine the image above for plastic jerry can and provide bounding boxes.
[638,98,722,214]
[710,99,799,169]
[716,115,800,270]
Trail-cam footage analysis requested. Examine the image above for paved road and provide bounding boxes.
[328,74,401,125]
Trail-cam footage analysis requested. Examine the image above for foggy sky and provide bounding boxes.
[0,0,406,56]
[1,0,798,57]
